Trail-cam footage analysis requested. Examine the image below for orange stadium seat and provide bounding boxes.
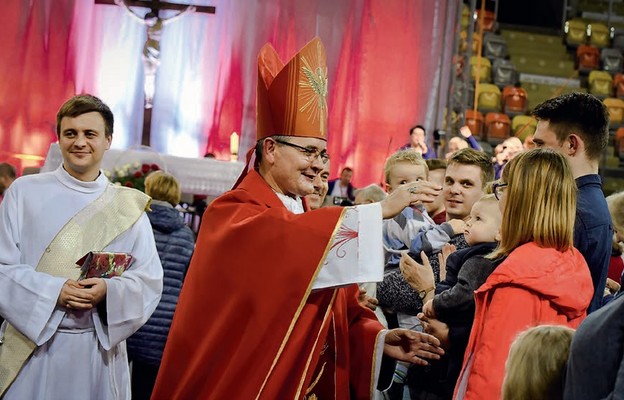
[501,86,528,116]
[577,44,600,73]
[465,109,484,138]
[476,9,496,32]
[614,73,624,99]
[615,127,624,163]
[485,112,511,143]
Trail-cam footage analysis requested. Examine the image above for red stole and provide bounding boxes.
[152,170,383,399]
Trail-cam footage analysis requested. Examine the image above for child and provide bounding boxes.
[502,325,575,400]
[422,194,501,325]
[378,151,464,318]
[376,150,462,398]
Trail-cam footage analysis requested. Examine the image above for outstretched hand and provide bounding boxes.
[380,181,442,219]
[383,328,445,366]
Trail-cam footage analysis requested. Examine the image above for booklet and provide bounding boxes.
[76,251,133,280]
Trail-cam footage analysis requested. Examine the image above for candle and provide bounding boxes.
[230,132,239,155]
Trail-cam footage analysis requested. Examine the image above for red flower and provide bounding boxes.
[124,181,134,188]
[134,171,142,178]
[151,164,160,171]
[141,164,151,174]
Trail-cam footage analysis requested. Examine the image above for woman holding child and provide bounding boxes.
[453,148,594,399]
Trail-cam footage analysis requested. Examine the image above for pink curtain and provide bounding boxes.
[0,0,458,187]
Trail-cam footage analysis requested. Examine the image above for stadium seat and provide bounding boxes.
[492,59,518,88]
[601,48,623,75]
[576,44,600,74]
[501,86,528,117]
[470,56,492,82]
[476,9,496,32]
[614,73,624,99]
[465,109,484,138]
[483,33,508,60]
[485,112,511,143]
[589,22,610,48]
[565,18,588,48]
[613,30,624,52]
[588,70,614,98]
[511,115,537,141]
[460,4,471,30]
[476,83,501,113]
[604,97,624,128]
[615,127,624,163]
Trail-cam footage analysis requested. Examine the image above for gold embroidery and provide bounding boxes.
[298,41,328,136]
[305,362,326,396]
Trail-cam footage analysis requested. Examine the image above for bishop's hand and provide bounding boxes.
[380,181,442,219]
[383,328,444,366]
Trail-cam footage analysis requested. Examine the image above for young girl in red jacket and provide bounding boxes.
[453,148,594,400]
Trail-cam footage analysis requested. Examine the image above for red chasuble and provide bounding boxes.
[152,170,385,399]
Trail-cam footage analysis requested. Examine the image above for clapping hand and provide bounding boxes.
[399,252,435,293]
[437,244,457,282]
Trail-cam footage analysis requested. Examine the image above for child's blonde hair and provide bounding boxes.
[144,170,182,206]
[607,191,624,235]
[488,148,576,259]
[383,150,428,184]
[502,325,575,400]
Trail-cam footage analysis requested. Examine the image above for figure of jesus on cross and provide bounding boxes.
[114,0,194,109]
[96,0,215,145]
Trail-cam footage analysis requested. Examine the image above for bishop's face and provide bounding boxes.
[265,137,328,198]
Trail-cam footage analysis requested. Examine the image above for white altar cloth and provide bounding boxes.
[41,143,245,196]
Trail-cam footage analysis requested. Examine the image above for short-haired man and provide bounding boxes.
[532,92,613,313]
[327,166,356,203]
[0,94,163,399]
[0,162,17,204]
[153,38,445,399]
[401,125,437,159]
[404,148,494,398]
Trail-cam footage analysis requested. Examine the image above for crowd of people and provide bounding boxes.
[0,36,623,400]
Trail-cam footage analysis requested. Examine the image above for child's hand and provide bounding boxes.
[447,219,466,235]
[423,299,436,319]
[438,244,457,281]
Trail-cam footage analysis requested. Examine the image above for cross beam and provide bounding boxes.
[94,0,215,14]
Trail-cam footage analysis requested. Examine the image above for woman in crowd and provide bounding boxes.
[126,171,195,400]
[454,148,594,399]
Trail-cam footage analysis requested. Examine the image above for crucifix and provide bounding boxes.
[95,0,216,146]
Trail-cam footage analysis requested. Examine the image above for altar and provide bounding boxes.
[41,143,245,196]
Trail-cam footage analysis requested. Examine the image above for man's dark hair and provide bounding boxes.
[531,92,609,161]
[448,148,494,188]
[341,167,353,173]
[254,135,288,164]
[0,163,17,179]
[409,124,426,136]
[56,94,114,137]
[426,158,447,171]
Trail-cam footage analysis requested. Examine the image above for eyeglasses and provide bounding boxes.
[492,182,508,201]
[274,139,330,164]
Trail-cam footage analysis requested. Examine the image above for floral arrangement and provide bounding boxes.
[106,162,160,193]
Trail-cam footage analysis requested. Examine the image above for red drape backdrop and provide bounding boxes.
[0,0,458,188]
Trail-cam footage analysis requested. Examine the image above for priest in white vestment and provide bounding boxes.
[0,95,163,399]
